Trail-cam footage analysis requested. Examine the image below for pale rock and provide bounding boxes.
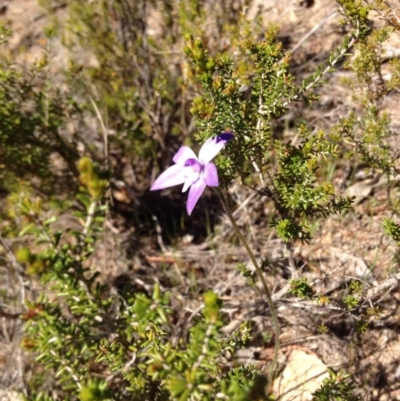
[273,349,329,401]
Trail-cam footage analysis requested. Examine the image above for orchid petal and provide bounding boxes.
[203,163,218,187]
[150,164,185,190]
[198,132,234,163]
[181,164,201,192]
[182,175,199,192]
[173,146,197,165]
[186,179,207,215]
[182,179,192,193]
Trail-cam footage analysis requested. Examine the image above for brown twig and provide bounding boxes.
[362,273,400,304]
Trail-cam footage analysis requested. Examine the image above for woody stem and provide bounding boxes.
[215,187,280,389]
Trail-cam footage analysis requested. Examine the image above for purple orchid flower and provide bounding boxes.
[151,132,234,215]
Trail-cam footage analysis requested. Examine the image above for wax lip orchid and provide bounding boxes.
[151,132,234,215]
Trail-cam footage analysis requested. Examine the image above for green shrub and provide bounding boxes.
[2,0,400,400]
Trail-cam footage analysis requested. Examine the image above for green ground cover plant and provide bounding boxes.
[1,0,400,400]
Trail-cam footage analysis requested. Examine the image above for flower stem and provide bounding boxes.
[215,187,280,389]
